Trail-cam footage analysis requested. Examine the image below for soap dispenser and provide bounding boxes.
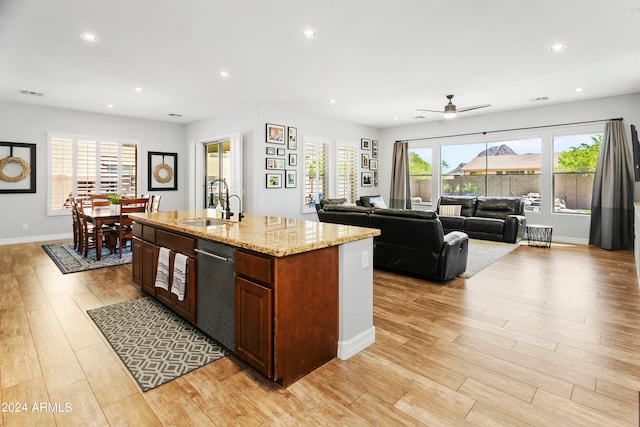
[215,201,223,219]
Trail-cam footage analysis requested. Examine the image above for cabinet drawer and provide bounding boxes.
[132,223,143,239]
[156,229,196,257]
[236,250,273,285]
[142,225,156,242]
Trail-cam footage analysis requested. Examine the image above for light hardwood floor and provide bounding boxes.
[1,240,639,426]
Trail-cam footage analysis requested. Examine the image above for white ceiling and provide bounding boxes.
[0,0,638,128]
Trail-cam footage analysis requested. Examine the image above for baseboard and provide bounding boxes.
[551,235,589,245]
[0,233,72,246]
[337,326,376,360]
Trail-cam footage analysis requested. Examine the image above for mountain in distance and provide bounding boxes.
[476,144,516,157]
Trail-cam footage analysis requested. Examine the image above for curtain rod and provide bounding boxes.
[402,117,624,142]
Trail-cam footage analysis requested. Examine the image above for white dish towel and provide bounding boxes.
[154,247,170,291]
[171,253,188,301]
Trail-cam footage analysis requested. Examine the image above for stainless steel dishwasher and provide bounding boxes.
[195,239,235,350]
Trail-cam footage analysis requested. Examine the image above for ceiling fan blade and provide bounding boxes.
[456,104,491,113]
[414,108,443,113]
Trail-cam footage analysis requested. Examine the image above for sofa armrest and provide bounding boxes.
[504,215,526,243]
[439,231,469,281]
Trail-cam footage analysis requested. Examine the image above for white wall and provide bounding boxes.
[0,101,186,244]
[380,93,640,243]
[186,103,380,221]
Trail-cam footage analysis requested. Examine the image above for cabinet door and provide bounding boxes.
[171,256,197,324]
[132,237,142,287]
[142,241,158,296]
[235,276,273,378]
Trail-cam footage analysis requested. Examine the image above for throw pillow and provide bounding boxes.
[372,200,388,209]
[439,204,462,216]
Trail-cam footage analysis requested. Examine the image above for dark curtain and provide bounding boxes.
[389,141,411,209]
[589,120,634,250]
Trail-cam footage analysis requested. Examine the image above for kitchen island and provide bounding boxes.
[128,209,380,387]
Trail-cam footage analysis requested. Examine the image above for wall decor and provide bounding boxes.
[372,140,378,158]
[266,147,276,155]
[266,173,282,188]
[361,138,371,150]
[285,170,297,188]
[266,123,286,144]
[277,148,286,156]
[266,158,285,170]
[369,159,378,170]
[361,153,370,168]
[148,151,177,191]
[0,142,36,193]
[361,171,373,187]
[374,171,379,187]
[288,153,297,166]
[288,127,297,150]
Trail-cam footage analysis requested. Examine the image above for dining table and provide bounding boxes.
[82,206,123,260]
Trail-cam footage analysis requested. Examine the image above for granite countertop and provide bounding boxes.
[129,209,380,257]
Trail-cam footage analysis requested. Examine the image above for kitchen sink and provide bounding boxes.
[179,218,228,227]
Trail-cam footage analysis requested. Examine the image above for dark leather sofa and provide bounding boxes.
[436,196,526,243]
[317,204,468,281]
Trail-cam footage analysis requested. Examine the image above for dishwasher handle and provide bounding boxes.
[195,248,234,263]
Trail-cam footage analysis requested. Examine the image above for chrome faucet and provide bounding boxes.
[210,178,232,220]
[228,194,244,222]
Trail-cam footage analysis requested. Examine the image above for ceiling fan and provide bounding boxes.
[416,94,491,119]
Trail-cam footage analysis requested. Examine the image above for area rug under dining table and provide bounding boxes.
[42,242,131,274]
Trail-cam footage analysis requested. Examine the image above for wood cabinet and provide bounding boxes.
[132,224,197,324]
[235,246,339,387]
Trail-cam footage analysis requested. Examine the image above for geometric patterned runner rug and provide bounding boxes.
[42,242,131,274]
[87,297,228,392]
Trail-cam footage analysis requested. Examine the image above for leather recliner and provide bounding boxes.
[368,209,468,281]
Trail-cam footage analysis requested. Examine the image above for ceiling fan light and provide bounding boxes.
[444,110,457,119]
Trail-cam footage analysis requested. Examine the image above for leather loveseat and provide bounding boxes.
[317,204,468,281]
[436,196,526,243]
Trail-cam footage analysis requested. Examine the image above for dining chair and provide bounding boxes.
[143,194,161,212]
[88,194,110,207]
[114,197,149,258]
[71,199,82,252]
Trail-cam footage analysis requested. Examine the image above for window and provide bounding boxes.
[303,136,359,213]
[48,133,139,215]
[336,143,358,203]
[303,136,329,211]
[408,147,432,205]
[553,133,601,214]
[440,139,542,210]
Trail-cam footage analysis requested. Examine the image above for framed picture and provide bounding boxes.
[0,142,36,194]
[148,151,178,191]
[266,147,275,155]
[361,138,371,150]
[285,170,297,188]
[288,153,297,166]
[266,158,285,170]
[288,127,297,150]
[267,216,282,225]
[277,148,285,156]
[361,153,369,168]
[266,173,282,188]
[266,123,286,144]
[372,140,378,158]
[374,171,379,187]
[369,159,378,170]
[361,171,373,187]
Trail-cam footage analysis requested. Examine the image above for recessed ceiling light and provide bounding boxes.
[329,99,336,104]
[134,87,143,92]
[107,104,114,109]
[218,71,229,78]
[393,117,399,121]
[549,44,567,52]
[80,33,99,42]
[575,87,584,92]
[303,30,317,39]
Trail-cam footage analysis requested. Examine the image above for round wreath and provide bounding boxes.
[0,156,31,183]
[153,163,174,184]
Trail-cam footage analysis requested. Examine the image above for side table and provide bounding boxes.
[526,224,553,248]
